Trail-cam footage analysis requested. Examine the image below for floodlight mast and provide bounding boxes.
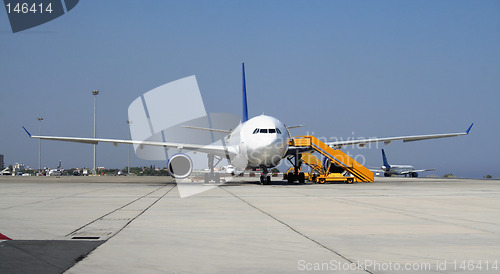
[92,90,99,175]
[126,120,133,175]
[38,117,43,173]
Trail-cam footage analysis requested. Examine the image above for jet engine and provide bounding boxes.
[168,154,193,179]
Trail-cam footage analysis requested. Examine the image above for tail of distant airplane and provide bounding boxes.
[382,149,391,169]
[242,63,248,122]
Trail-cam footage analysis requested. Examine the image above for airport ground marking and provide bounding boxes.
[66,184,176,238]
[333,196,499,235]
[106,184,176,241]
[0,184,124,211]
[219,186,373,274]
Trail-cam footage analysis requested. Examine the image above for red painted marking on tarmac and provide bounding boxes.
[0,233,12,240]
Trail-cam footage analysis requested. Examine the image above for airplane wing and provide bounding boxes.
[22,127,235,158]
[400,168,435,175]
[181,125,231,134]
[325,123,473,149]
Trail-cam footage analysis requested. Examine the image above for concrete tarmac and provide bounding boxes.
[1,176,499,273]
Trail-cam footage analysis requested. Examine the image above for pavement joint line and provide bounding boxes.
[0,185,125,210]
[65,184,175,237]
[64,185,176,272]
[334,197,499,235]
[278,185,499,234]
[104,184,176,241]
[219,186,374,274]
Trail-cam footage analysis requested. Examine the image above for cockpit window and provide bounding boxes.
[253,128,282,134]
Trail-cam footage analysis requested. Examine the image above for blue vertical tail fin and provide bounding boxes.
[382,149,390,168]
[242,63,248,122]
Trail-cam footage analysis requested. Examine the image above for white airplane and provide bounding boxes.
[373,149,434,177]
[22,64,473,184]
[47,160,63,176]
[0,167,12,176]
[220,165,237,175]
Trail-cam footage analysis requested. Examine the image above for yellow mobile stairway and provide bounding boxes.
[286,135,374,183]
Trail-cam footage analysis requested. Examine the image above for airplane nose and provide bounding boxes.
[264,136,286,151]
[247,136,286,166]
[264,137,285,161]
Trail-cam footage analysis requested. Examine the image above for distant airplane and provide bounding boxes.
[47,160,63,176]
[220,165,237,175]
[23,64,473,184]
[374,149,435,177]
[0,167,11,176]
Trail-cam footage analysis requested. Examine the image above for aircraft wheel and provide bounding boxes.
[298,172,305,184]
[267,176,271,184]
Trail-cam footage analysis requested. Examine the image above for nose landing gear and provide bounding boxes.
[260,167,271,185]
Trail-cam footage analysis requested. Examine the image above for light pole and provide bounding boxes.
[92,90,99,175]
[126,120,132,175]
[38,117,43,173]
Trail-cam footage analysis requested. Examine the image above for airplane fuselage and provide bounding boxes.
[382,164,414,176]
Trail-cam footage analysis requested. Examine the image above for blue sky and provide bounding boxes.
[1,0,499,178]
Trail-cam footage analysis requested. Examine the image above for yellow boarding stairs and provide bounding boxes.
[287,135,374,183]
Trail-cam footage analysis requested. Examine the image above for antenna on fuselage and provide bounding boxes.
[242,63,248,122]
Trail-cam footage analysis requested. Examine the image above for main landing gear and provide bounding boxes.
[285,169,305,184]
[204,154,222,184]
[284,153,305,184]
